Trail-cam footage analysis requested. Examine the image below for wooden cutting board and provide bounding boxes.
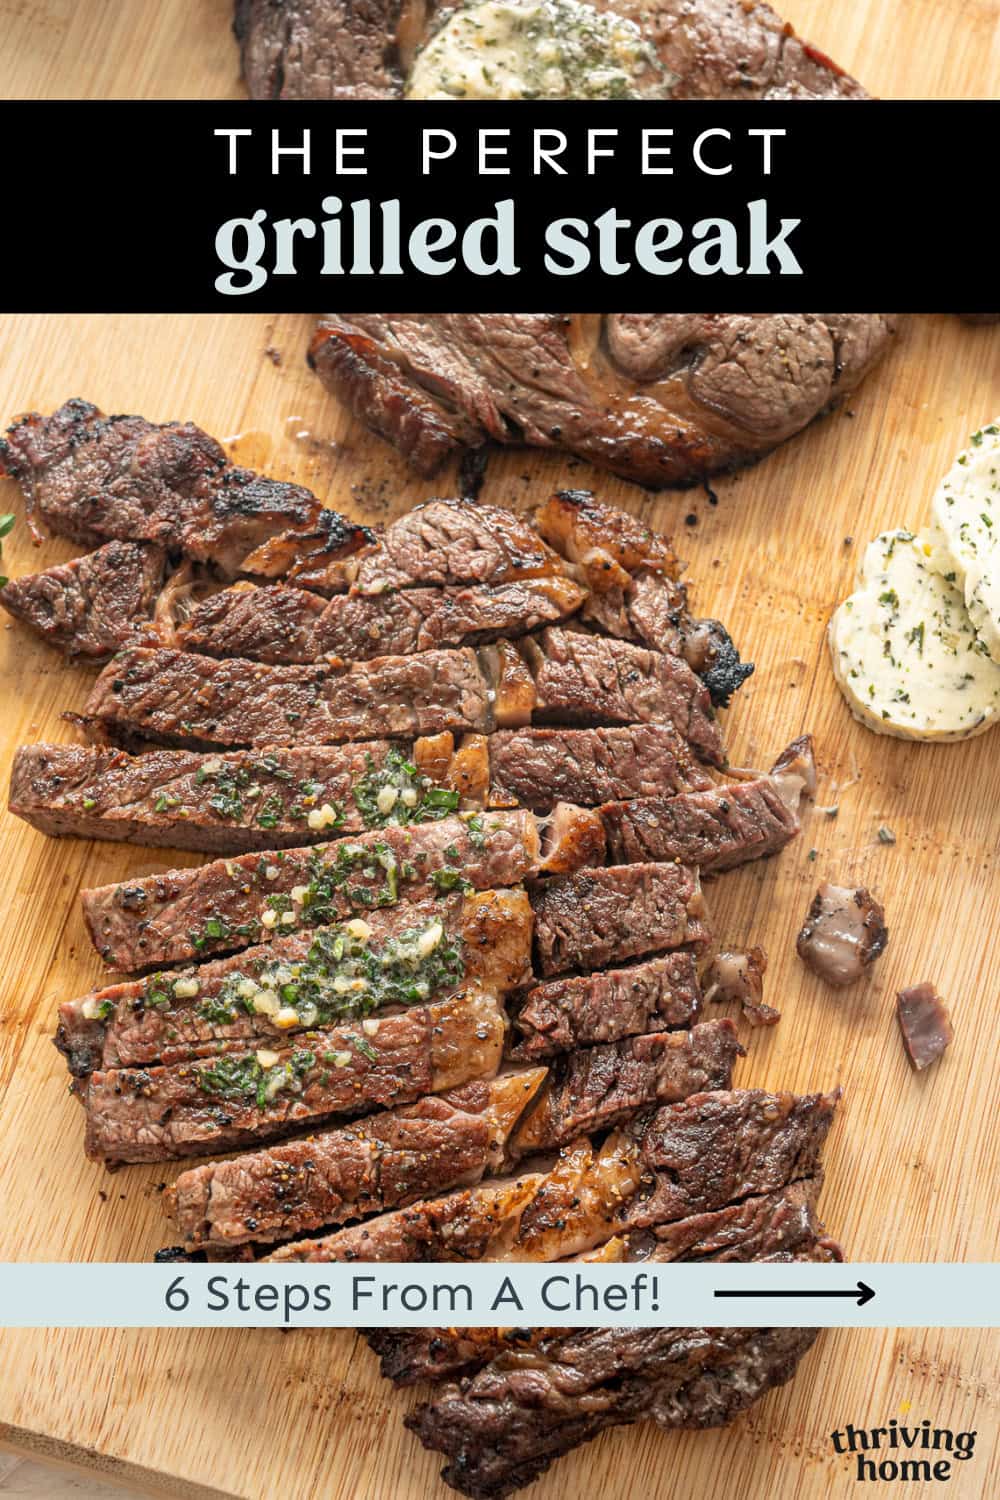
[0,311,997,1500]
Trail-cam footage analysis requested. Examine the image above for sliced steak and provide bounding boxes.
[81,988,505,1163]
[506,1020,741,1158]
[0,539,166,659]
[83,645,491,750]
[0,398,373,580]
[531,862,711,977]
[81,805,599,970]
[178,576,586,663]
[406,1325,820,1499]
[9,738,486,855]
[600,775,800,874]
[59,889,532,1077]
[166,1069,546,1250]
[487,724,712,809]
[520,628,723,766]
[310,314,895,488]
[508,950,702,1060]
[352,498,568,593]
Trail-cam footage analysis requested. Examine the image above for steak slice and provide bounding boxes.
[80,805,600,971]
[237,0,865,100]
[520,628,723,766]
[310,314,896,488]
[406,1325,820,1499]
[0,398,374,579]
[83,645,491,750]
[487,724,712,809]
[531,862,711,977]
[81,987,505,1163]
[367,1176,827,1385]
[508,951,702,1060]
[178,576,586,663]
[600,775,800,874]
[165,1069,546,1250]
[506,1021,742,1158]
[59,888,532,1077]
[8,738,486,855]
[0,539,166,659]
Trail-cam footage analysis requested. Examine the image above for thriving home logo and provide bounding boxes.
[830,1421,977,1482]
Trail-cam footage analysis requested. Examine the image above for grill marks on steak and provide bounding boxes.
[310,314,896,488]
[0,398,374,580]
[236,0,866,102]
[81,988,505,1163]
[531,862,711,977]
[59,889,531,1078]
[487,725,712,809]
[600,774,800,875]
[0,540,167,660]
[508,951,702,1060]
[166,1069,546,1250]
[84,645,491,750]
[407,1325,821,1500]
[505,1020,741,1159]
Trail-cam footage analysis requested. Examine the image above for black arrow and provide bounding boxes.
[714,1281,875,1307]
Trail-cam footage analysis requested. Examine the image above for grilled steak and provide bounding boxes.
[166,1069,546,1249]
[179,575,587,663]
[406,1324,820,1499]
[309,314,896,487]
[506,1021,741,1158]
[353,497,568,592]
[9,738,485,855]
[487,724,712,808]
[0,398,373,583]
[84,645,492,750]
[600,775,800,874]
[0,539,166,659]
[508,951,702,1060]
[367,1176,827,1385]
[80,805,601,971]
[531,862,711,977]
[59,889,532,1077]
[236,0,865,101]
[81,987,505,1163]
[521,628,723,765]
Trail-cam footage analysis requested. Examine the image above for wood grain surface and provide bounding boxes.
[0,310,997,1498]
[0,0,997,98]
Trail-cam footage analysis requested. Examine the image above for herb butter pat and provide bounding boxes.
[406,0,671,100]
[925,421,1000,665]
[829,527,1000,740]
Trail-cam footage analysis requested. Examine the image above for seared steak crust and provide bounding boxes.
[601,775,800,874]
[0,540,166,659]
[488,725,712,809]
[310,314,896,487]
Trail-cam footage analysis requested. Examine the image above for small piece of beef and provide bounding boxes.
[81,988,504,1163]
[620,1088,839,1231]
[406,1325,820,1499]
[178,577,586,663]
[507,1020,742,1158]
[166,1070,546,1249]
[58,889,532,1077]
[83,645,491,750]
[508,951,702,1060]
[796,883,888,986]
[601,775,799,874]
[521,628,724,766]
[9,739,482,855]
[310,314,895,490]
[0,398,374,579]
[703,948,777,1027]
[0,540,166,659]
[896,984,953,1071]
[266,1133,643,1264]
[534,490,681,585]
[80,807,546,970]
[487,725,712,809]
[531,862,711,977]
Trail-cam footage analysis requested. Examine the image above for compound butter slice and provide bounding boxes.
[926,420,1000,664]
[829,527,1000,740]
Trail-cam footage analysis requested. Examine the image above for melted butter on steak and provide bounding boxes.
[406,0,672,99]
